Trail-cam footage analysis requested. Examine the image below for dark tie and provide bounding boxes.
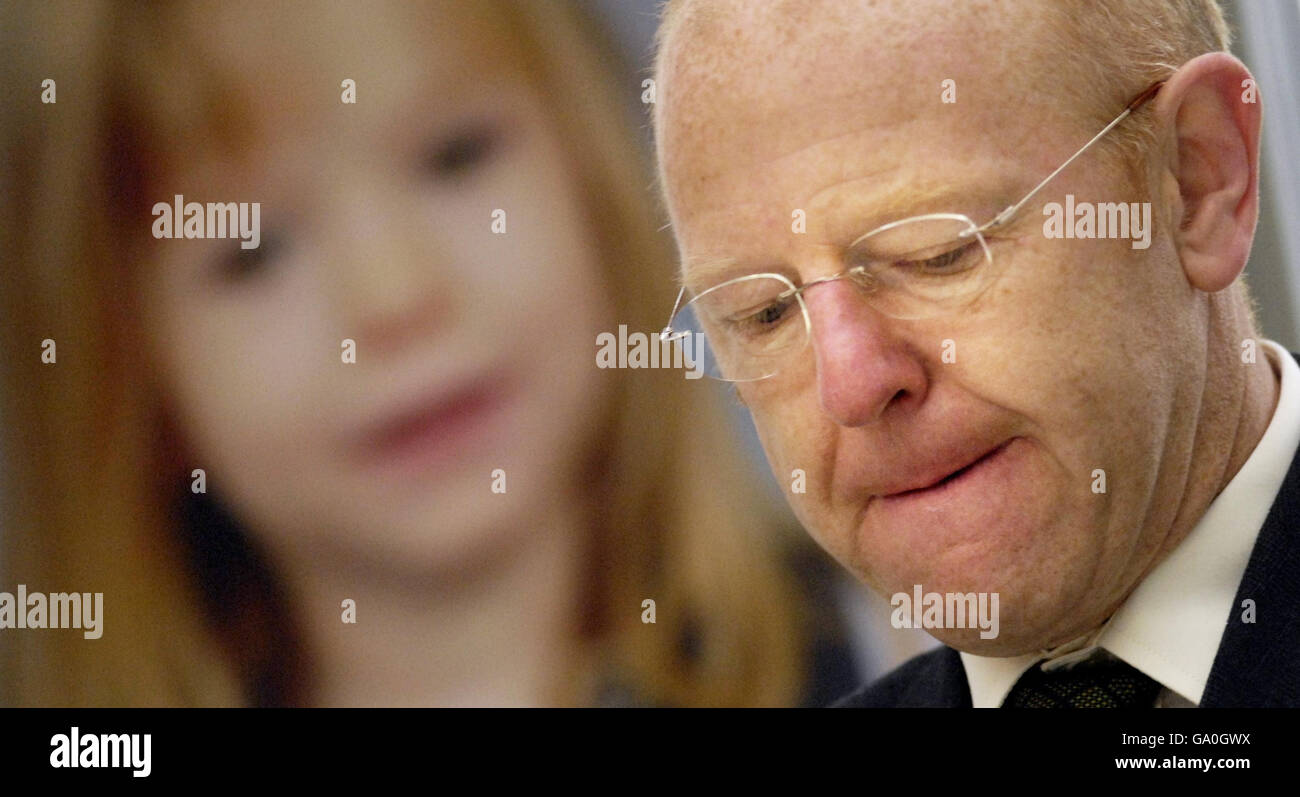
[1003,654,1163,708]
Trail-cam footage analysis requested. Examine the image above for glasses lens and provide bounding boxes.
[847,215,992,318]
[670,275,806,382]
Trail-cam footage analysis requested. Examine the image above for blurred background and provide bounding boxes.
[0,0,882,706]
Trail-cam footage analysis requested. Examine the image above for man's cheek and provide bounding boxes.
[750,406,800,476]
[754,409,838,523]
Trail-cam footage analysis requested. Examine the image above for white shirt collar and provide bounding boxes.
[961,339,1300,707]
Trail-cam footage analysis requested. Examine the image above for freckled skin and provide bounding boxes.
[657,0,1272,655]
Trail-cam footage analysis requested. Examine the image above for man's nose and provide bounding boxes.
[803,280,929,427]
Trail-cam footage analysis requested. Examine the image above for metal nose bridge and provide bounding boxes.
[791,266,877,300]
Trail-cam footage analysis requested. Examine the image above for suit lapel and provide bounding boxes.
[834,645,971,707]
[903,646,971,707]
[1202,353,1300,706]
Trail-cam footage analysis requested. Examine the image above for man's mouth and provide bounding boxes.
[883,439,1013,499]
[873,434,1024,514]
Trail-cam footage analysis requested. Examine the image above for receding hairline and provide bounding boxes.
[653,0,1256,329]
[652,0,1236,248]
[655,0,1231,126]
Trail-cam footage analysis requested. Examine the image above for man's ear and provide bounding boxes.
[1153,52,1261,293]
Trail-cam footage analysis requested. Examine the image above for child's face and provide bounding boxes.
[139,2,610,572]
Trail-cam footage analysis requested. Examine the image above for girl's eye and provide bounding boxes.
[218,232,281,284]
[425,124,500,180]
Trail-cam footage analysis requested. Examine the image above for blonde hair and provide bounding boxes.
[0,1,807,706]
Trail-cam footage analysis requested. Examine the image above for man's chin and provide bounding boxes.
[930,627,1036,657]
[926,615,1106,657]
[870,575,1103,657]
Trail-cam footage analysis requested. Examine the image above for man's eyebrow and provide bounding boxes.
[823,181,994,245]
[678,255,779,292]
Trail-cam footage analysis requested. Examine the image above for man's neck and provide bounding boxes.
[1068,294,1282,650]
[1220,339,1282,497]
[1189,296,1281,533]
[1139,291,1281,597]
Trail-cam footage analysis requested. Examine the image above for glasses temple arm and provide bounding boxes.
[978,80,1164,234]
[661,284,688,338]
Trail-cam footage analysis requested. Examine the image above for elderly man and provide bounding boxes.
[654,0,1299,707]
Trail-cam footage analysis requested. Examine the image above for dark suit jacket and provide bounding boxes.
[836,353,1300,708]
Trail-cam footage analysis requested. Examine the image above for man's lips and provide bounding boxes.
[877,439,1015,498]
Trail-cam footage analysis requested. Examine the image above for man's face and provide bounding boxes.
[657,0,1206,654]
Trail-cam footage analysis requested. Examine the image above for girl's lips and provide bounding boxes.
[355,375,515,477]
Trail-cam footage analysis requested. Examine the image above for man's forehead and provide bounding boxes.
[656,0,1072,276]
[659,2,1065,179]
[659,0,1042,95]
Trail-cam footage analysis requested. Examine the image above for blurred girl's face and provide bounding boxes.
[139,2,610,573]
